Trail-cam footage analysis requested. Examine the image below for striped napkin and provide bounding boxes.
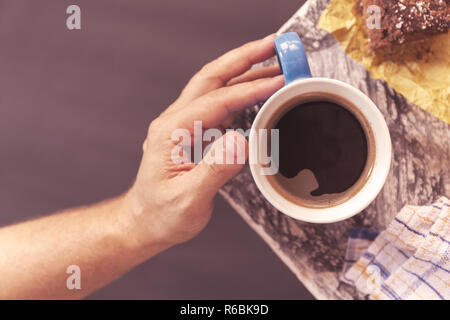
[341,197,450,300]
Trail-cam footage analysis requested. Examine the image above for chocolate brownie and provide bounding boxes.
[357,0,450,50]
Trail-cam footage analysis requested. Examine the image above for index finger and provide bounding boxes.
[176,34,277,105]
[174,75,284,131]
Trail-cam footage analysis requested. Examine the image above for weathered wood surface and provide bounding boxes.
[219,0,450,300]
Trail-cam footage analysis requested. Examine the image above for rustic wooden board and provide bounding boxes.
[219,0,450,300]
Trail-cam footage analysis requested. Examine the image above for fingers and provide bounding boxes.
[185,131,248,197]
[227,64,281,86]
[175,34,277,105]
[175,75,284,131]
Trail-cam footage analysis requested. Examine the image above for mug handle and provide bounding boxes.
[274,32,312,85]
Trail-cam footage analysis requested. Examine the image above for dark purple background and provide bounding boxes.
[0,0,313,299]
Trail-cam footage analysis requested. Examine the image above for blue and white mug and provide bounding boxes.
[249,32,391,223]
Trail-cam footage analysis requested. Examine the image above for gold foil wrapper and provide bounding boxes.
[318,0,450,124]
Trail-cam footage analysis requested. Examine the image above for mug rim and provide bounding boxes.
[249,77,392,223]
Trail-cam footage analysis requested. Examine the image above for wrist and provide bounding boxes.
[115,188,176,254]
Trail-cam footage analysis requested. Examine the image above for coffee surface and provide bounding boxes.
[274,100,368,200]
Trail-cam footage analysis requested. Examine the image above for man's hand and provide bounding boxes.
[0,34,282,299]
[121,34,283,246]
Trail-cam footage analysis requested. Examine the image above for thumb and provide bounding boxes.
[187,130,248,197]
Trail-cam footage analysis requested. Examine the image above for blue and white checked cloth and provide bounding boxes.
[341,197,450,300]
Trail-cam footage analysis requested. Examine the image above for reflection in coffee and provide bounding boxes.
[266,93,375,208]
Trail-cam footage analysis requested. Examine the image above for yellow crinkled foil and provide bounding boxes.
[318,0,450,123]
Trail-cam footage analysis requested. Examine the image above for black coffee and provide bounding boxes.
[272,99,369,205]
